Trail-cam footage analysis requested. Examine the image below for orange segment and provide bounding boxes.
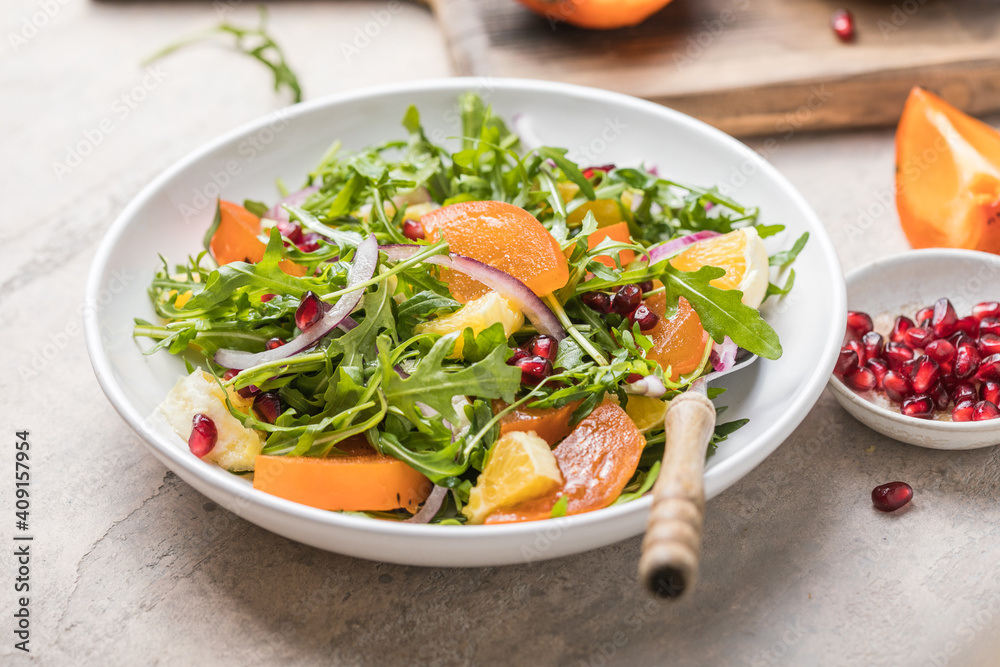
[669,227,768,308]
[567,198,623,228]
[209,200,306,277]
[494,399,583,446]
[485,401,645,523]
[420,201,569,302]
[896,87,1000,254]
[253,437,432,512]
[645,294,710,381]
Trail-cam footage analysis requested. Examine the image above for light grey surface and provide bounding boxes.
[3,1,1000,665]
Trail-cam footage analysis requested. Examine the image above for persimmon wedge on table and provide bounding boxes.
[516,0,676,29]
[896,87,1000,255]
[138,93,794,527]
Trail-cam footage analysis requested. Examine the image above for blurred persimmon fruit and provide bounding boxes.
[896,87,1000,255]
[515,0,675,29]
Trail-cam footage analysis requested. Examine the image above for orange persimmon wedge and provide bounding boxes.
[485,401,645,523]
[253,438,432,512]
[896,87,1000,254]
[516,0,675,29]
[495,399,583,446]
[645,294,711,381]
[209,200,307,277]
[420,201,569,302]
[586,221,635,269]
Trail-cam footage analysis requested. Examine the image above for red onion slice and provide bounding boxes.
[380,245,566,341]
[214,234,379,370]
[405,485,448,524]
[624,375,667,398]
[266,186,318,222]
[645,231,720,264]
[709,336,738,373]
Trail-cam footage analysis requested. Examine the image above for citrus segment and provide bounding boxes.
[670,227,768,308]
[645,294,711,381]
[625,395,668,434]
[420,201,570,302]
[484,402,645,523]
[896,87,1000,254]
[463,431,563,524]
[415,292,524,358]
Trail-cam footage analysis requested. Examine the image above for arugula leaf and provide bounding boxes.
[328,277,396,366]
[661,265,782,360]
[765,269,796,299]
[537,147,596,200]
[770,232,809,268]
[202,200,223,254]
[550,495,569,518]
[460,322,510,363]
[243,199,270,218]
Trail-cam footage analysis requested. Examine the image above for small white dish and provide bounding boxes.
[84,78,845,566]
[829,248,1000,450]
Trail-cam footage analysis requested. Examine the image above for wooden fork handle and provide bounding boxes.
[638,390,717,600]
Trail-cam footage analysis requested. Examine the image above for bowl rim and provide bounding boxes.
[83,77,846,544]
[830,247,1000,432]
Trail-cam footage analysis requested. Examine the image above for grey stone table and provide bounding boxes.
[4,1,1000,665]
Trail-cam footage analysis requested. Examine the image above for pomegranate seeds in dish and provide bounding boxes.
[834,300,1000,421]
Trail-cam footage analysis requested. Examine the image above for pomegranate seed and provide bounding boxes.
[931,298,958,338]
[610,285,642,315]
[953,400,976,422]
[941,372,962,391]
[948,331,976,350]
[978,333,1000,357]
[629,304,660,331]
[929,381,950,411]
[260,293,277,303]
[581,292,611,314]
[890,316,914,344]
[901,394,934,419]
[975,353,1000,382]
[507,348,529,365]
[581,164,615,179]
[871,482,913,512]
[882,370,913,403]
[904,326,934,349]
[974,400,1000,421]
[981,381,1000,406]
[223,369,239,381]
[952,382,979,405]
[910,357,941,394]
[526,335,559,361]
[295,291,323,331]
[845,339,867,367]
[866,358,889,389]
[915,306,934,324]
[253,391,282,423]
[402,219,425,241]
[884,342,914,371]
[276,220,304,244]
[515,355,554,385]
[979,318,1000,337]
[265,337,286,351]
[844,366,876,391]
[846,310,873,338]
[924,339,956,374]
[972,301,1000,322]
[626,373,644,383]
[899,357,920,381]
[955,317,980,338]
[836,347,860,375]
[862,331,884,360]
[297,232,322,253]
[189,414,218,457]
[955,342,982,379]
[636,280,654,294]
[831,8,855,42]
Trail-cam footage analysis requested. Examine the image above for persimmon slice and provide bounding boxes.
[645,294,711,381]
[209,200,306,277]
[494,399,582,446]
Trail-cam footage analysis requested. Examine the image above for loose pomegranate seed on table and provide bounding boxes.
[846,310,873,338]
[526,335,559,361]
[189,414,218,457]
[901,395,934,419]
[581,291,611,314]
[611,284,642,315]
[862,331,884,360]
[836,347,860,375]
[629,304,660,331]
[972,301,1000,322]
[402,219,425,241]
[872,482,913,512]
[253,391,282,423]
[866,358,889,388]
[931,298,958,338]
[890,316,914,343]
[295,291,323,331]
[831,8,855,42]
[973,400,1000,421]
[515,355,553,385]
[953,401,976,422]
[981,381,1000,406]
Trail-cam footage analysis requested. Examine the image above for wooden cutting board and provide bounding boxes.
[425,0,1000,136]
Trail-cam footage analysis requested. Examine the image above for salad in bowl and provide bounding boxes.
[134,93,803,526]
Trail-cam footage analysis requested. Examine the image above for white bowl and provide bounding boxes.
[84,78,845,566]
[829,249,1000,450]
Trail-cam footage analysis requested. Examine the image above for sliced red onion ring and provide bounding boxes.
[645,231,720,264]
[266,186,318,222]
[380,245,566,341]
[624,375,667,398]
[214,235,379,370]
[709,336,738,373]
[405,485,448,524]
